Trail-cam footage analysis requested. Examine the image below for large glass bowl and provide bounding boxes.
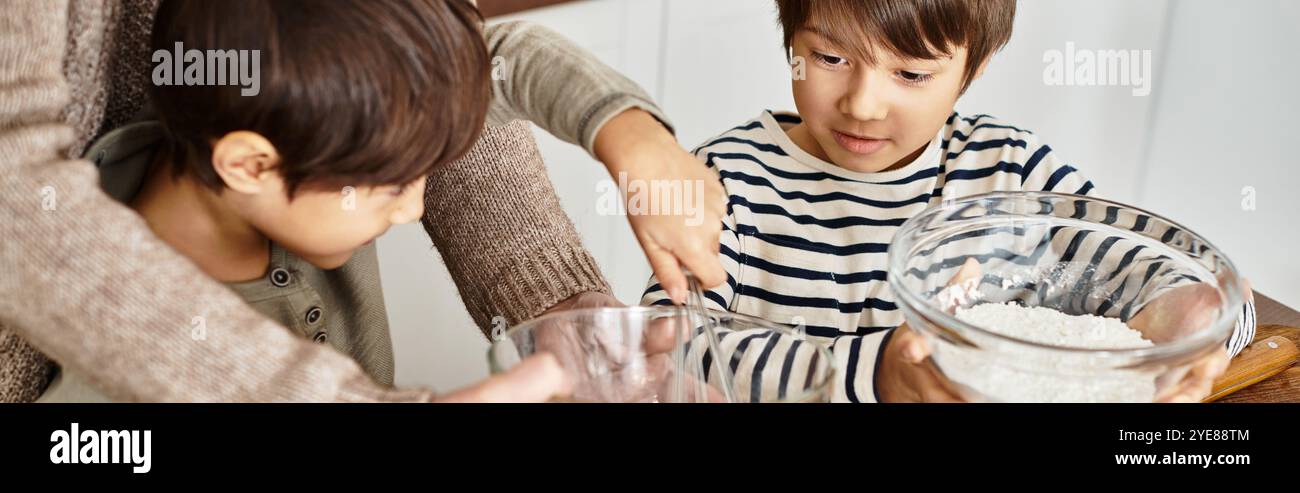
[887,192,1247,402]
[488,306,835,403]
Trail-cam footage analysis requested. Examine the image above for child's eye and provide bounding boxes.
[388,184,408,197]
[811,52,847,68]
[897,70,934,86]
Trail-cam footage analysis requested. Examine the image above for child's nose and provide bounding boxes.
[839,72,889,122]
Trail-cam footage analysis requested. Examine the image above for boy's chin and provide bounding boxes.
[825,150,895,173]
[300,250,358,271]
[813,135,897,173]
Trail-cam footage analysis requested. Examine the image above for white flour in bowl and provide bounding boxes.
[937,302,1156,402]
[955,303,1152,350]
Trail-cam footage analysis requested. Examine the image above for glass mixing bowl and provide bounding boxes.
[887,192,1247,402]
[488,306,835,403]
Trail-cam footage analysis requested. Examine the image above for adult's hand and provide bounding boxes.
[593,109,728,304]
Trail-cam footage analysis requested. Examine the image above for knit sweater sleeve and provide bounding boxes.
[422,120,611,333]
[423,21,677,331]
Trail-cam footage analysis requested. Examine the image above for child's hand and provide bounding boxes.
[593,109,728,303]
[1153,347,1230,403]
[1130,278,1253,402]
[876,258,982,402]
[434,352,573,403]
[876,323,967,402]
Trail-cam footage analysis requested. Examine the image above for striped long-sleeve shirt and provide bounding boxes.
[641,110,1255,403]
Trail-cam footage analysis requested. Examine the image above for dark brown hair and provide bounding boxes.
[775,0,1016,92]
[149,0,490,197]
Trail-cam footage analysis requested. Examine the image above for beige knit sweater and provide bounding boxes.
[0,0,668,402]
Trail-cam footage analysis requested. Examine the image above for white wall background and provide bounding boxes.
[378,0,1300,392]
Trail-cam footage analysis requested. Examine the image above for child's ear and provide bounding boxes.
[210,131,281,194]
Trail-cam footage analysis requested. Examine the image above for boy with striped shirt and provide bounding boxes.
[642,0,1254,402]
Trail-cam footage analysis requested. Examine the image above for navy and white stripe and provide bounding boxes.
[642,110,1256,402]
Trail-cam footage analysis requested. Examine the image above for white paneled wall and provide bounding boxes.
[958,0,1170,204]
[379,0,1298,392]
[658,0,796,147]
[1138,0,1300,307]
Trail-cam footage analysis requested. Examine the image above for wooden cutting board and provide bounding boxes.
[1205,325,1300,403]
